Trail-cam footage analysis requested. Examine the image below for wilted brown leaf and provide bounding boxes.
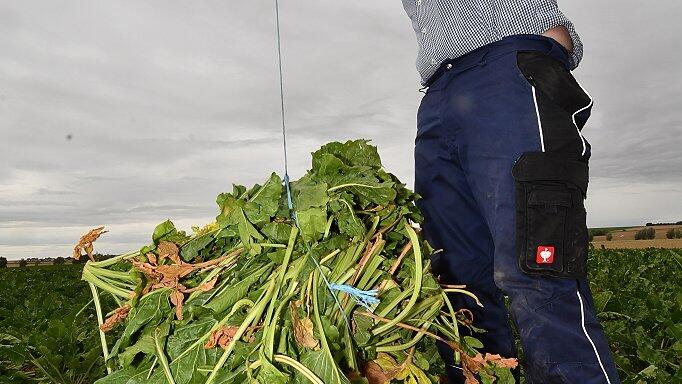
[346,371,364,383]
[290,301,319,349]
[363,353,400,384]
[73,226,107,261]
[146,252,157,265]
[100,305,130,332]
[463,369,479,384]
[459,352,518,384]
[293,316,318,349]
[129,246,242,307]
[198,277,218,292]
[156,264,194,284]
[178,277,218,294]
[132,260,161,280]
[170,290,185,320]
[363,361,391,384]
[157,241,182,265]
[151,280,176,290]
[204,326,239,349]
[471,353,518,369]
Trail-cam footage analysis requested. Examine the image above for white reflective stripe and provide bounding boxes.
[577,290,612,384]
[571,80,593,156]
[531,86,545,152]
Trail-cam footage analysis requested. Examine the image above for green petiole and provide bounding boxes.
[373,224,423,335]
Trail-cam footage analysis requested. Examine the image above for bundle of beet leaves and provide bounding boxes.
[76,140,516,384]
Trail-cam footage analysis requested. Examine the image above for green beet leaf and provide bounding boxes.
[297,349,350,384]
[152,220,189,245]
[180,234,214,262]
[78,139,517,384]
[244,173,283,225]
[292,176,329,211]
[296,207,327,242]
[261,222,292,244]
[311,140,381,169]
[110,289,171,358]
[256,357,289,384]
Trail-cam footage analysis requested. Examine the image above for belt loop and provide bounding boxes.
[478,49,490,67]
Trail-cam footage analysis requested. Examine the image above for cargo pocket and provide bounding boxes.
[513,152,589,278]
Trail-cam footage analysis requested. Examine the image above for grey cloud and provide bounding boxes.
[563,1,682,184]
[0,0,680,259]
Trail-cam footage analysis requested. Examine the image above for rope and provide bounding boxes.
[274,0,297,226]
[272,0,378,327]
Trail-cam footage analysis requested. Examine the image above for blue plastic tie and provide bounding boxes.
[329,284,380,310]
[283,173,298,226]
[273,0,379,329]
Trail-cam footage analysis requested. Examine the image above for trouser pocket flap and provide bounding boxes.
[513,152,589,278]
[512,152,588,196]
[528,190,571,208]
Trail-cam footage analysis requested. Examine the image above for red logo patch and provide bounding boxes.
[536,246,555,264]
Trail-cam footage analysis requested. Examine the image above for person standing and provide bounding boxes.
[401,1,620,383]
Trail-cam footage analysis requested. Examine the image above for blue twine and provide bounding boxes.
[274,0,379,327]
[329,284,380,310]
[283,172,379,323]
[283,174,298,226]
[307,255,350,323]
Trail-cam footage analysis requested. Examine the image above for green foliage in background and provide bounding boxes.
[0,265,115,384]
[665,228,682,239]
[2,239,680,382]
[634,228,656,240]
[588,248,682,383]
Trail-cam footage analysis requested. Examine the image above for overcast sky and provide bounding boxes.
[1,1,680,260]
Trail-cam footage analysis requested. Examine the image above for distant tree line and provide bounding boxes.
[589,228,610,237]
[645,221,682,226]
[3,253,120,268]
[589,228,619,242]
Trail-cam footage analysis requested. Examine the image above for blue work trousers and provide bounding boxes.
[414,35,620,384]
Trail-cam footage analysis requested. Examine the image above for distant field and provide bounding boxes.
[593,238,682,249]
[592,225,682,249]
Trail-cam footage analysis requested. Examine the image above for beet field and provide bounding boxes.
[1,248,680,383]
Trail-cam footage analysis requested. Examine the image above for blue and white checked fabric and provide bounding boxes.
[401,0,583,84]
